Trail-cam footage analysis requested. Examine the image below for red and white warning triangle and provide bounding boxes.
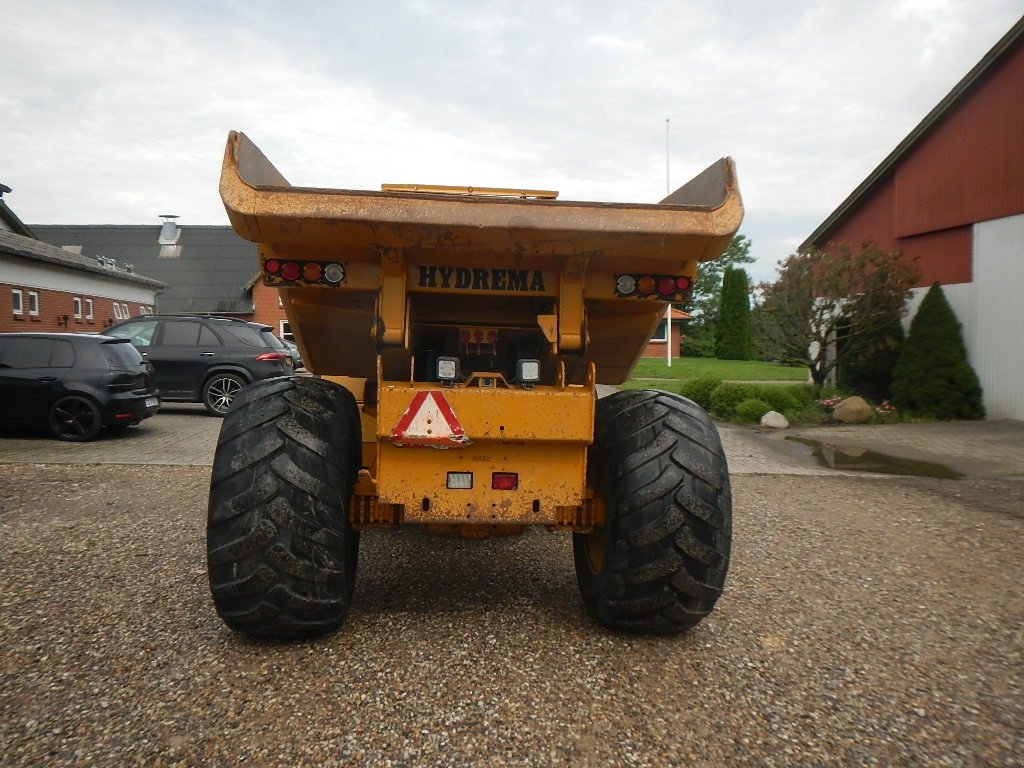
[390,391,471,448]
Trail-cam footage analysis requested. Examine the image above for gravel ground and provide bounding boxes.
[1,464,1022,767]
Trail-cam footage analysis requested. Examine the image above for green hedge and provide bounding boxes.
[678,376,723,410]
[709,382,807,418]
[734,398,772,423]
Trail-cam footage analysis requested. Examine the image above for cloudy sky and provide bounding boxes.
[3,1,1021,281]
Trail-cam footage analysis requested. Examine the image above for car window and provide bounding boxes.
[218,324,271,347]
[109,320,157,348]
[101,340,145,366]
[0,337,55,368]
[50,340,75,368]
[261,331,286,350]
[161,320,202,346]
[198,325,221,346]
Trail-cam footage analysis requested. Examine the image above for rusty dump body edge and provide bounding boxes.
[219,131,743,386]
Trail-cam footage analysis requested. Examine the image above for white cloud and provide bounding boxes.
[1,0,1020,282]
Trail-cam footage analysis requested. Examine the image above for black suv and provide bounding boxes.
[0,332,160,441]
[105,315,292,415]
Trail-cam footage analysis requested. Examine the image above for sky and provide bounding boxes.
[2,1,1021,282]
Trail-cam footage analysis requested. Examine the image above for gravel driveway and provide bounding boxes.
[1,461,1021,767]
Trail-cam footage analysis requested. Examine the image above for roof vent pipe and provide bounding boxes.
[158,214,180,245]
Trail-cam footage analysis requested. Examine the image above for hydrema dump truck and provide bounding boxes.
[207,131,743,638]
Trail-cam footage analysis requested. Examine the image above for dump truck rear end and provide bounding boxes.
[207,131,743,638]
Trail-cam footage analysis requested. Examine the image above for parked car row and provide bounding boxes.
[0,315,299,442]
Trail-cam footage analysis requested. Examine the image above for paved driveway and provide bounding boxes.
[0,404,220,467]
[0,404,829,475]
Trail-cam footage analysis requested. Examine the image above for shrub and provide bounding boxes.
[678,376,724,410]
[757,386,801,414]
[734,398,772,423]
[838,312,905,402]
[681,335,717,358]
[709,382,757,417]
[891,283,984,420]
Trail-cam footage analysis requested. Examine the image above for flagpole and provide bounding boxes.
[665,118,672,367]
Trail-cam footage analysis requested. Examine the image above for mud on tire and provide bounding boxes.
[573,389,731,633]
[207,376,362,639]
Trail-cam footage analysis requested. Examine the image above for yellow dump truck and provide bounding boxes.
[207,131,743,638]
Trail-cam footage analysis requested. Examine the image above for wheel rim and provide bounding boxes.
[52,398,98,439]
[207,376,243,414]
[582,525,605,574]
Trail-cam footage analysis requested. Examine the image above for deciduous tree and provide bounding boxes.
[755,244,918,392]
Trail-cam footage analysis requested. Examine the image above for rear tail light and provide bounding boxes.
[255,351,288,362]
[264,258,345,286]
[615,273,694,301]
[108,372,147,392]
[491,472,518,490]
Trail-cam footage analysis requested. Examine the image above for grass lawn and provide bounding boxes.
[630,357,808,382]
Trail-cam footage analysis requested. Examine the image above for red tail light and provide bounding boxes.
[491,472,518,490]
[255,352,287,362]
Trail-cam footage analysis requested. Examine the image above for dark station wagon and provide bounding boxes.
[0,332,161,441]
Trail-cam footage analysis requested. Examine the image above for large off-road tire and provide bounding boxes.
[207,376,362,639]
[574,389,731,633]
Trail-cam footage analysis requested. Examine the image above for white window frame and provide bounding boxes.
[86,298,94,320]
[122,303,130,317]
[650,319,668,343]
[11,289,23,315]
[28,291,39,317]
[113,303,123,320]
[73,297,82,319]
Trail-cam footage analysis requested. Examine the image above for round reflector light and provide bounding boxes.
[303,262,322,282]
[637,276,656,296]
[265,259,281,274]
[280,261,301,281]
[657,276,676,296]
[676,276,691,291]
[616,275,636,295]
[323,262,345,284]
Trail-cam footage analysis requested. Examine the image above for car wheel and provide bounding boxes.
[49,395,103,442]
[202,373,246,416]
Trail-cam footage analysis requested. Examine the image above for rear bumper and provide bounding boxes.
[103,391,161,426]
[372,381,595,525]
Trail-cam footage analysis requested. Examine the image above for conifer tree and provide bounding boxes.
[891,282,984,419]
[715,266,752,360]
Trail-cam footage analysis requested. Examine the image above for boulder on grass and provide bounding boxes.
[832,396,873,424]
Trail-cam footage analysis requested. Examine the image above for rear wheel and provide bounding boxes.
[574,390,731,633]
[202,373,246,416]
[207,376,362,638]
[48,395,103,442]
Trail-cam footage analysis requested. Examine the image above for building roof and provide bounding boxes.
[0,184,36,238]
[31,224,257,314]
[803,15,1024,249]
[0,228,166,289]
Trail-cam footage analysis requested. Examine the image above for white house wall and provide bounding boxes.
[903,213,1024,420]
[2,255,159,305]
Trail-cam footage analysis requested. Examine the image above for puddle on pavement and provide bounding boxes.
[785,436,964,479]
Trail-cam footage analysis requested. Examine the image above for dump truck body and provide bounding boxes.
[207,131,742,637]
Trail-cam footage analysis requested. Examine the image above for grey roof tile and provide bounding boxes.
[31,225,257,314]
